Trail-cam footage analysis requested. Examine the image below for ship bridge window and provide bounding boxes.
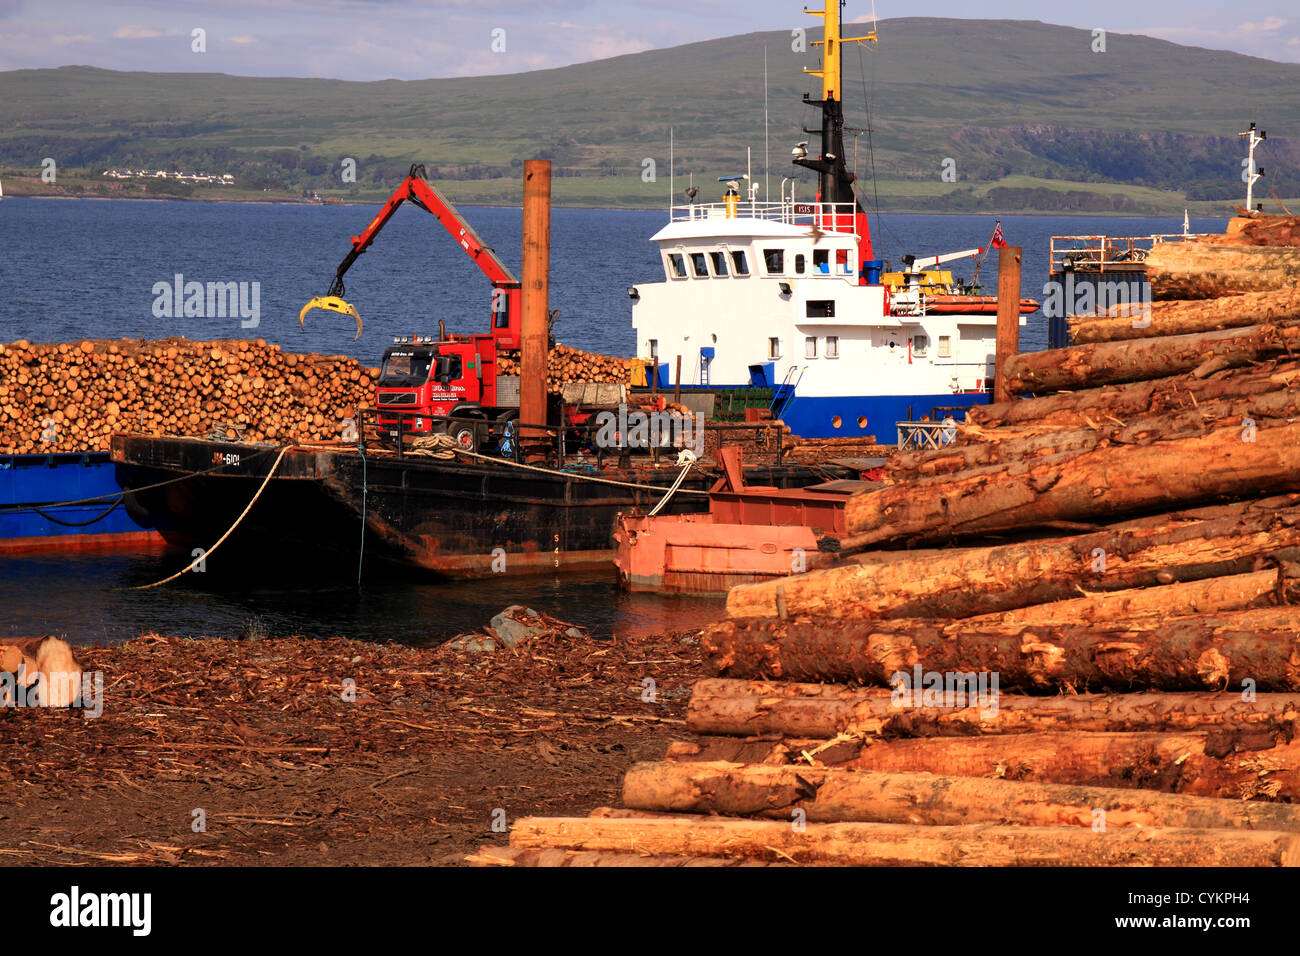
[667,253,687,279]
[836,249,849,273]
[813,249,829,274]
[709,251,729,277]
[690,252,710,277]
[763,249,784,274]
[806,300,836,319]
[794,254,806,275]
[826,335,840,359]
[731,251,750,276]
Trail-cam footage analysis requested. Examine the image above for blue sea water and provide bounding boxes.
[0,196,1227,357]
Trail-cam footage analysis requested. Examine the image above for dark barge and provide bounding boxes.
[110,434,847,578]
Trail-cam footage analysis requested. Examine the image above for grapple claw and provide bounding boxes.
[299,295,362,340]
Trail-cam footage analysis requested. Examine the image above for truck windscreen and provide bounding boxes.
[379,351,433,386]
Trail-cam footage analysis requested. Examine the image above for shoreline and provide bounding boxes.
[1,191,1236,220]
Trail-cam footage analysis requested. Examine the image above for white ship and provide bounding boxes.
[629,1,1037,441]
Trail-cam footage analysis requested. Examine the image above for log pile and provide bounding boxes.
[474,218,1300,866]
[0,338,376,454]
[497,344,631,395]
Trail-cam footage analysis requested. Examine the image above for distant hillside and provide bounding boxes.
[2,17,1298,214]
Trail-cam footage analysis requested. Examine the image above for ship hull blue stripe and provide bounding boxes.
[778,392,989,441]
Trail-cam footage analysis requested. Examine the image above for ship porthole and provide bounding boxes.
[831,415,842,429]
[857,416,868,429]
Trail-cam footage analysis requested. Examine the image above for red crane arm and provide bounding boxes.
[325,163,519,298]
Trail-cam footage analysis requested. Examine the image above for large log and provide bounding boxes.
[1068,289,1300,343]
[509,814,1300,866]
[832,420,1300,551]
[890,386,1300,481]
[968,568,1291,626]
[686,678,1300,739]
[1146,242,1300,299]
[1003,323,1300,394]
[466,846,785,867]
[727,496,1300,621]
[669,729,1300,800]
[622,761,1300,831]
[703,607,1300,690]
[968,358,1300,430]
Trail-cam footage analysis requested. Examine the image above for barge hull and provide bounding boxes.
[111,435,841,579]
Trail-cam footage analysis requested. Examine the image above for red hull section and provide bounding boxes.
[613,447,861,594]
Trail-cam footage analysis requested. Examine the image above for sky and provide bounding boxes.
[1,0,1298,80]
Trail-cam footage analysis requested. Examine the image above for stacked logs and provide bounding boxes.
[497,344,631,395]
[474,218,1300,867]
[0,337,376,454]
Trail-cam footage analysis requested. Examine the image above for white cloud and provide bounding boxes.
[1240,17,1287,33]
[113,25,164,40]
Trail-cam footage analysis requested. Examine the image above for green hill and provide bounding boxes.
[2,17,1298,214]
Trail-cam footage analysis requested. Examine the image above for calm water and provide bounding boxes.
[0,197,1226,644]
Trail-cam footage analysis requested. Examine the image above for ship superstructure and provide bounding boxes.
[629,1,1036,440]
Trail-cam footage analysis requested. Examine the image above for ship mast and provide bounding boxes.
[794,1,875,256]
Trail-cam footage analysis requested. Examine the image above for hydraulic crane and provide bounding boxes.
[300,164,525,452]
[300,163,521,345]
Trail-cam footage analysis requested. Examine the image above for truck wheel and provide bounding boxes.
[450,420,479,453]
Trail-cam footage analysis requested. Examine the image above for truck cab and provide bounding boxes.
[375,334,513,451]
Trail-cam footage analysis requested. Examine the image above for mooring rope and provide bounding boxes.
[451,445,709,496]
[125,445,293,591]
[647,457,696,516]
[122,438,710,590]
[33,496,124,527]
[407,433,457,459]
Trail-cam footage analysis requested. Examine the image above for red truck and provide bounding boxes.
[301,164,529,453]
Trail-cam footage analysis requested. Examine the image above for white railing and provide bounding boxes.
[1049,233,1213,273]
[670,200,858,232]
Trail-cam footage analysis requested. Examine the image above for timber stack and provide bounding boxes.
[472,215,1300,867]
[496,344,631,395]
[0,337,376,454]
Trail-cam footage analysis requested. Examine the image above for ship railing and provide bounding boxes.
[670,199,858,232]
[1049,233,1214,273]
[359,407,787,469]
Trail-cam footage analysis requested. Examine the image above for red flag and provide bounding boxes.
[989,221,1007,249]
